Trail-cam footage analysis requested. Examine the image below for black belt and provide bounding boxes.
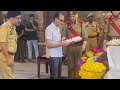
[88,35,97,38]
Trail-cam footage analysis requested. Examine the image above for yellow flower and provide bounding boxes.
[79,60,106,79]
[95,52,104,57]
[79,70,105,79]
[79,50,106,79]
[81,57,88,60]
[86,58,93,62]
[86,51,94,57]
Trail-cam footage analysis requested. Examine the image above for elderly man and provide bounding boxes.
[45,12,68,79]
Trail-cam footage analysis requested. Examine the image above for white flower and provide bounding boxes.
[62,36,82,44]
[106,39,120,46]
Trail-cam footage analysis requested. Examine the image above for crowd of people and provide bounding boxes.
[12,13,39,63]
[0,11,120,79]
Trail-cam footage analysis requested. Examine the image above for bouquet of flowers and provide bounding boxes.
[77,47,106,79]
[106,39,120,46]
[62,35,82,44]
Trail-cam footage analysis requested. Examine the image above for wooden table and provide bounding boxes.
[37,42,49,78]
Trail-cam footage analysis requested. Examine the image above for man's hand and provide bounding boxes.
[0,42,14,66]
[62,37,66,41]
[30,20,37,30]
[61,42,68,47]
[82,44,86,51]
[82,41,87,51]
[6,57,14,66]
[30,19,33,23]
[103,40,107,51]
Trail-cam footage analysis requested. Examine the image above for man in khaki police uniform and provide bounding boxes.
[62,11,88,79]
[85,13,100,51]
[103,11,120,51]
[0,11,21,79]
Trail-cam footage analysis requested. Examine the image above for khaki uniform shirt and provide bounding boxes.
[104,17,120,36]
[0,21,17,53]
[85,21,100,36]
[59,23,67,37]
[62,21,88,41]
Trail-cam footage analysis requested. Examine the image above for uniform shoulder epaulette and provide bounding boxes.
[78,20,84,24]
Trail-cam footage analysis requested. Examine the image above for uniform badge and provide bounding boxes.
[9,30,14,35]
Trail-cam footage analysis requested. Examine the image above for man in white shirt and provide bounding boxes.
[45,12,68,79]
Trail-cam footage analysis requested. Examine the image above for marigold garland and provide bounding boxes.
[79,60,106,79]
[78,48,106,79]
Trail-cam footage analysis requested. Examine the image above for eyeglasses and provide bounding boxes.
[58,18,64,22]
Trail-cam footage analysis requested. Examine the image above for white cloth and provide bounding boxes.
[104,69,120,79]
[104,46,120,79]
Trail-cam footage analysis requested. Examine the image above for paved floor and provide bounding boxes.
[0,61,68,79]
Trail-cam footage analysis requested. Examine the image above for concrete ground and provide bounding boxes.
[0,59,109,79]
[0,61,68,79]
